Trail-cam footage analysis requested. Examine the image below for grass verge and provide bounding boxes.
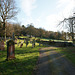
[56,47,75,65]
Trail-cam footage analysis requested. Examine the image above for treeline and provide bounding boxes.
[0,22,72,40]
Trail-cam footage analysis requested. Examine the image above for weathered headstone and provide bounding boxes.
[1,40,5,51]
[24,39,25,43]
[6,40,15,60]
[14,39,17,44]
[26,39,29,47]
[32,39,35,48]
[20,41,23,48]
[0,40,1,50]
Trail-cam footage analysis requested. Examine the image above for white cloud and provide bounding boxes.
[45,0,75,31]
[57,0,70,8]
[45,14,61,31]
[57,0,75,18]
[46,15,58,25]
[20,0,37,16]
[36,18,41,22]
[16,0,75,32]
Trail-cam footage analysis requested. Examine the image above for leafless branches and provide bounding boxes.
[0,0,17,22]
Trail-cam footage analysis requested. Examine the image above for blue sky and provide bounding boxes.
[14,0,75,32]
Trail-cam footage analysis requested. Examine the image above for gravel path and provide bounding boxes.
[36,47,75,75]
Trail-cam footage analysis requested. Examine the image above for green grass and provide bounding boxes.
[17,36,72,43]
[36,37,72,42]
[56,47,75,64]
[19,36,28,38]
[0,41,45,75]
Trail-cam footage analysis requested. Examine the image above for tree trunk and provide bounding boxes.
[3,20,6,42]
[71,20,74,43]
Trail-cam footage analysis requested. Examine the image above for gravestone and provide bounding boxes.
[0,40,1,50]
[6,40,15,60]
[26,39,29,47]
[32,39,35,48]
[14,39,17,44]
[20,41,23,48]
[24,39,26,43]
[1,40,5,51]
[30,39,32,43]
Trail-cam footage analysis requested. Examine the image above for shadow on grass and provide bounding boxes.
[56,47,75,64]
[1,46,75,75]
[0,56,38,75]
[0,45,45,75]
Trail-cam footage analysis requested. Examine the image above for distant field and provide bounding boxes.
[16,36,73,43]
[19,36,28,38]
[36,37,72,42]
[0,37,75,75]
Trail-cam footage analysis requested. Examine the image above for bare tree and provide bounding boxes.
[0,0,17,41]
[58,13,75,42]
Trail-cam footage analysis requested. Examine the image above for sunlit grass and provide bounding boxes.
[0,39,45,75]
[37,37,72,42]
[19,36,28,38]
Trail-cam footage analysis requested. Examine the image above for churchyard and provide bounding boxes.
[0,37,46,75]
[0,36,75,75]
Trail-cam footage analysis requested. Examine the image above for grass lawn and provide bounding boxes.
[56,47,75,65]
[0,41,45,75]
[37,37,72,43]
[18,36,28,38]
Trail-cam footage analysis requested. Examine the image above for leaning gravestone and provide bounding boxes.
[6,40,15,60]
[20,41,23,48]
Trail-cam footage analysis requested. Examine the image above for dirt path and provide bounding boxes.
[36,47,75,75]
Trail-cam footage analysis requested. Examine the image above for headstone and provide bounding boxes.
[0,40,1,50]
[26,39,28,47]
[32,39,35,48]
[1,40,5,51]
[14,39,17,44]
[30,41,32,43]
[20,41,23,48]
[6,40,15,60]
[24,39,25,43]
